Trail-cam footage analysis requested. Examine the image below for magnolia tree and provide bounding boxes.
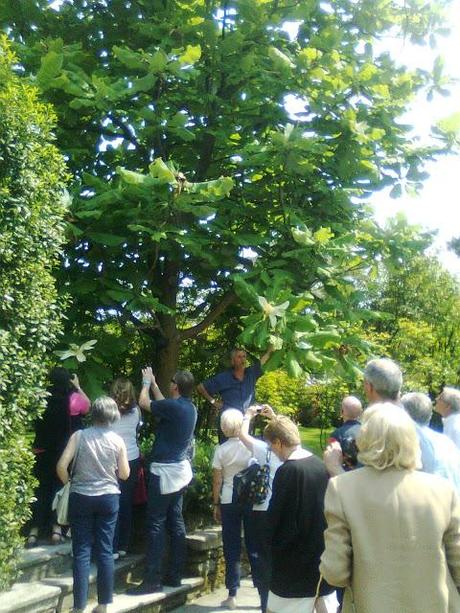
[2,0,455,391]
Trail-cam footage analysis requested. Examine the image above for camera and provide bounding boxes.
[341,435,359,469]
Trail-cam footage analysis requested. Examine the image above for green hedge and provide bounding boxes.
[0,37,68,590]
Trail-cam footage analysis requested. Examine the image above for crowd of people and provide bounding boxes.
[25,350,460,613]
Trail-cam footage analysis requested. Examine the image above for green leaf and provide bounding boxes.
[37,51,63,88]
[314,227,334,244]
[178,44,201,65]
[291,227,314,246]
[149,158,177,183]
[89,233,126,246]
[305,330,341,348]
[113,46,145,69]
[149,49,169,72]
[286,351,302,378]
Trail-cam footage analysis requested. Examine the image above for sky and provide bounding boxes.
[370,0,460,275]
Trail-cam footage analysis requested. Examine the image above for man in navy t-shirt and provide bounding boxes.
[197,346,273,414]
[128,367,197,595]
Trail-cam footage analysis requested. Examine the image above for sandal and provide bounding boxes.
[25,535,38,549]
[51,531,64,545]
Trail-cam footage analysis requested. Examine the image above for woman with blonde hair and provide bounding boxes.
[320,403,460,613]
[109,377,142,558]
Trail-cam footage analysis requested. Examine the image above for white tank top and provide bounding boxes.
[110,406,141,461]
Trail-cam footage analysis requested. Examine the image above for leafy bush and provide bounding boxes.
[184,439,215,526]
[256,369,309,419]
[0,37,68,589]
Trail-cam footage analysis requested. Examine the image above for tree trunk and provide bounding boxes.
[156,335,180,394]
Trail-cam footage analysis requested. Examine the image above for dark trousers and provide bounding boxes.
[69,492,119,610]
[30,450,61,532]
[221,505,271,610]
[220,503,250,597]
[113,456,140,552]
[145,474,186,586]
[244,510,271,612]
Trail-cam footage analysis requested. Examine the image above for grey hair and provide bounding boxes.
[439,387,460,414]
[174,370,195,397]
[220,409,244,438]
[92,396,120,425]
[364,358,402,401]
[401,392,433,426]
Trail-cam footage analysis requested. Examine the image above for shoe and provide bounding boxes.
[118,550,127,558]
[127,581,163,595]
[113,552,120,560]
[51,531,64,545]
[25,535,38,549]
[163,576,181,587]
[221,596,237,609]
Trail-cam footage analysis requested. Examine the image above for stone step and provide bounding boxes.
[17,542,73,582]
[102,577,204,613]
[0,582,61,613]
[41,554,144,611]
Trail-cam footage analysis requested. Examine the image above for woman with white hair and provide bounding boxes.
[320,403,460,613]
[212,409,252,609]
[57,397,130,613]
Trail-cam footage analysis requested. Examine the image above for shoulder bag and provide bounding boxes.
[52,430,82,525]
[232,447,271,505]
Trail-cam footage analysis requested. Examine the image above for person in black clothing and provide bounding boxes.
[264,416,337,612]
[26,367,88,547]
[329,396,362,471]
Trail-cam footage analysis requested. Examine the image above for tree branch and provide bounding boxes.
[177,291,237,340]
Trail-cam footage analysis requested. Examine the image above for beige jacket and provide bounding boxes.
[320,467,460,613]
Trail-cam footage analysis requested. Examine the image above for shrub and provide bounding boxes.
[184,439,215,526]
[0,37,68,589]
[256,369,308,419]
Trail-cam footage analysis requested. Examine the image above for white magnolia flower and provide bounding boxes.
[55,339,97,363]
[258,296,289,328]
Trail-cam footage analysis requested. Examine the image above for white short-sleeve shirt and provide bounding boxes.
[212,438,252,504]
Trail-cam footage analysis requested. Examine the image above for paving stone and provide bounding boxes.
[174,578,260,613]
[0,582,61,613]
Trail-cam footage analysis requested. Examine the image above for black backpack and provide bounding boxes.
[232,448,271,505]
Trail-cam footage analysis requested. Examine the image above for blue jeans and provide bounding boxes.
[145,474,186,585]
[244,510,271,612]
[69,492,119,610]
[220,503,253,597]
[113,457,140,552]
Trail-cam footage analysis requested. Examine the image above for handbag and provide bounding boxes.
[52,431,82,525]
[232,448,271,505]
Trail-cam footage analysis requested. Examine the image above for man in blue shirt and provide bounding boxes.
[197,347,273,441]
[402,391,460,495]
[197,347,273,413]
[128,367,197,595]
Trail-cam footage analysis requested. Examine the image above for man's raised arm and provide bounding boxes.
[139,366,164,412]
